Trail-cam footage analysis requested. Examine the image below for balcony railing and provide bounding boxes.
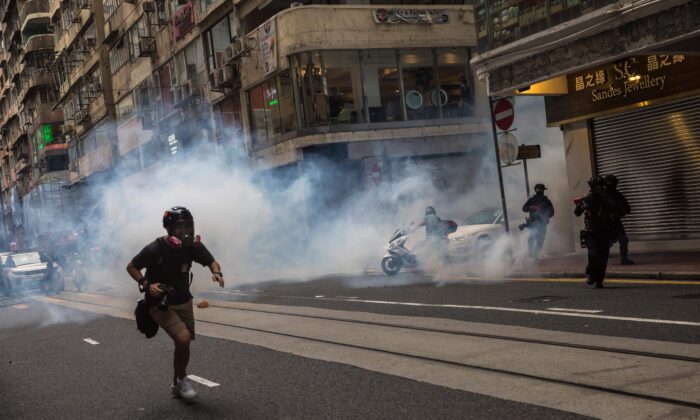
[19,0,50,27]
[24,34,54,54]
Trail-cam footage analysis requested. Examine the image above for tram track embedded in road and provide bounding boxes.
[43,293,700,411]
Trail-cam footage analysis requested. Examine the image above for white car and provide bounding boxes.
[2,251,64,295]
[448,207,522,258]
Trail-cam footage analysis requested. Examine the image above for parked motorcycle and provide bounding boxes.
[380,227,418,275]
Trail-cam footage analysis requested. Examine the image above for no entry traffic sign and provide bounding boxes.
[493,97,514,131]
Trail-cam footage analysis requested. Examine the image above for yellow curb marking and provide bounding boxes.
[514,278,700,285]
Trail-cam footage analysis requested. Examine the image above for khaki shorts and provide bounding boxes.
[149,300,195,340]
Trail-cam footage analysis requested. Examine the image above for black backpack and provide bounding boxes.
[135,298,159,338]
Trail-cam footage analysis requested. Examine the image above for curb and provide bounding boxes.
[508,271,700,281]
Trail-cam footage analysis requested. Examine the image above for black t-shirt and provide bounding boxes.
[132,237,215,305]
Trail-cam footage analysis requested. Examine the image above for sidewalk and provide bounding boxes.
[512,251,700,280]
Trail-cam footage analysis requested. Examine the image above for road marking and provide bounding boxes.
[315,295,325,298]
[13,304,28,309]
[546,307,603,314]
[206,290,699,327]
[83,338,100,345]
[187,375,219,387]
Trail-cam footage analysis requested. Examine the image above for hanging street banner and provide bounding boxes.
[259,17,278,77]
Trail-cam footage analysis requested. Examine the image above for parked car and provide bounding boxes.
[448,207,522,258]
[2,251,64,295]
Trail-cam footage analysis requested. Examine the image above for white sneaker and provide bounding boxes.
[172,377,197,400]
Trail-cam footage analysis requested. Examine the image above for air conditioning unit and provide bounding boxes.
[137,36,156,57]
[142,1,156,12]
[104,21,119,45]
[222,65,236,83]
[223,45,234,63]
[231,37,247,59]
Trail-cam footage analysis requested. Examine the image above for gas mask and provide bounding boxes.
[166,220,200,249]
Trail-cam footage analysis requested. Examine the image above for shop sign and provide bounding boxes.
[373,8,449,24]
[172,2,195,41]
[259,18,277,77]
[545,55,700,125]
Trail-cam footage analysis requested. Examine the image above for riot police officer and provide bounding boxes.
[604,174,634,265]
[521,184,555,260]
[575,176,620,288]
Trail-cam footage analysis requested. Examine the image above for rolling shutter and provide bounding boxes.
[592,95,700,240]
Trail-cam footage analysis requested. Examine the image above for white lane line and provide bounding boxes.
[315,295,325,298]
[13,304,28,309]
[83,338,100,345]
[206,290,700,327]
[187,375,219,387]
[547,308,603,314]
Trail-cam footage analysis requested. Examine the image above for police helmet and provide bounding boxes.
[588,176,605,188]
[603,174,618,188]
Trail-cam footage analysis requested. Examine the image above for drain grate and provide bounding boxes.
[511,295,568,303]
[673,293,700,299]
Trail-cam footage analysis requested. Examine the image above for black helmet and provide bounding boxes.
[425,206,436,216]
[588,175,605,188]
[604,174,618,188]
[163,207,195,247]
[534,183,547,194]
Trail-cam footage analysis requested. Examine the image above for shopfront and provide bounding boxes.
[246,47,474,151]
[546,55,700,243]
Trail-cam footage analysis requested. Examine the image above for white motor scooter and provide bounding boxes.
[380,226,418,275]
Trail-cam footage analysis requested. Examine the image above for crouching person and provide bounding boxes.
[126,207,224,399]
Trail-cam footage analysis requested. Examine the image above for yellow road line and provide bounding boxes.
[512,278,700,285]
[440,276,700,285]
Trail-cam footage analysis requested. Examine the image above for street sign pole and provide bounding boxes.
[523,158,530,198]
[489,97,509,233]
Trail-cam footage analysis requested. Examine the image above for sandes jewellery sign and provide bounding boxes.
[373,8,448,24]
[545,55,700,125]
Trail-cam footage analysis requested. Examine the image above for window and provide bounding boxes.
[278,70,297,134]
[206,17,232,72]
[322,51,363,125]
[295,51,328,127]
[109,36,130,74]
[248,83,268,148]
[436,48,471,118]
[116,93,135,125]
[401,49,438,120]
[361,50,403,123]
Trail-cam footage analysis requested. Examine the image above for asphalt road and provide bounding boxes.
[0,301,588,419]
[199,273,700,344]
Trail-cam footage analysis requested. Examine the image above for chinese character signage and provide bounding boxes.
[372,8,449,24]
[172,2,195,41]
[545,55,700,125]
[259,18,277,77]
